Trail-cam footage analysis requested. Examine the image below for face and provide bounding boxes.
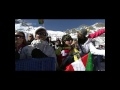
[55,41,60,45]
[70,40,73,45]
[15,33,24,46]
[64,39,71,46]
[36,30,47,40]
[74,40,77,43]
[49,38,51,41]
[28,34,33,40]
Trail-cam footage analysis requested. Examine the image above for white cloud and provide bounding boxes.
[26,23,36,26]
[26,23,32,26]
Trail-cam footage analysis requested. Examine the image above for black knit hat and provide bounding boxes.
[62,34,72,42]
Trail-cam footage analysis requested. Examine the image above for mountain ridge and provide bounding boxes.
[15,19,105,44]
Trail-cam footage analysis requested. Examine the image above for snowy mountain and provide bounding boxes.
[15,19,66,41]
[15,19,105,45]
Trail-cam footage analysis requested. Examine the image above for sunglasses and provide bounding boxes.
[37,32,47,36]
[15,35,24,38]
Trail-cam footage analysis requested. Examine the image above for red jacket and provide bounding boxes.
[88,28,105,39]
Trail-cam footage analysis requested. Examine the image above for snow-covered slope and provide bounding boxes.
[15,19,105,45]
[15,19,66,41]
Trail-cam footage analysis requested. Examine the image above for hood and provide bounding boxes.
[35,26,46,34]
[33,26,47,38]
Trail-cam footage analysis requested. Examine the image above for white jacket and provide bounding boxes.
[80,38,105,56]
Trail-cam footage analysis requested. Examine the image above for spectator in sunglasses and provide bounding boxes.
[15,31,27,54]
[15,31,35,60]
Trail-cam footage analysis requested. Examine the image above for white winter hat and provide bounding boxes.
[34,26,48,38]
[35,26,46,34]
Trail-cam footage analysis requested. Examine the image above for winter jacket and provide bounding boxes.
[31,39,58,67]
[20,45,35,59]
[79,38,105,56]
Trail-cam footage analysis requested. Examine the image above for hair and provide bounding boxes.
[78,36,88,44]
[46,37,50,43]
[15,31,27,47]
[29,33,34,37]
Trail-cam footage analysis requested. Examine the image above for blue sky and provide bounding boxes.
[22,19,105,31]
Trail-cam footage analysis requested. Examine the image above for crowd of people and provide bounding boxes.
[15,26,105,71]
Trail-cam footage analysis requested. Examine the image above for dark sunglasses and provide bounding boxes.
[15,35,24,38]
[37,32,47,36]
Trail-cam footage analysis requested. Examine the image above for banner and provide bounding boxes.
[15,57,56,71]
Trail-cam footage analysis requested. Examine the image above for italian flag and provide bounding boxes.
[65,52,93,71]
[38,19,44,24]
